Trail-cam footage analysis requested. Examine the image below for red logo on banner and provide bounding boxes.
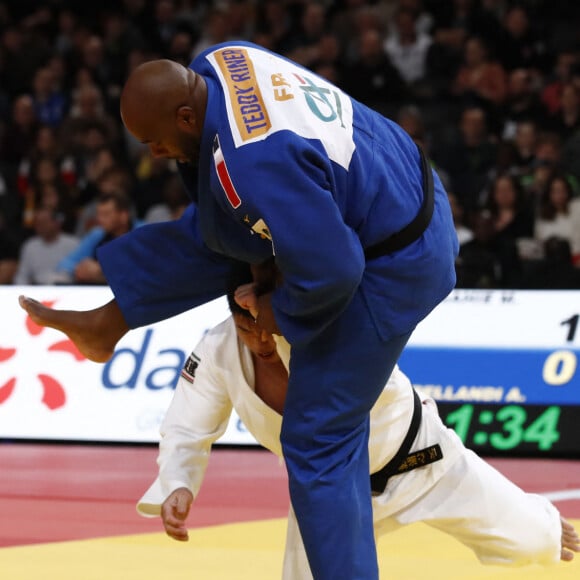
[0,301,87,410]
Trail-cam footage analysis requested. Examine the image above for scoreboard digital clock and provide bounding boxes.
[399,289,580,458]
[437,403,579,456]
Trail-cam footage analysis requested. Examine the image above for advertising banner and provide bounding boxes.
[1,287,579,455]
[0,286,255,444]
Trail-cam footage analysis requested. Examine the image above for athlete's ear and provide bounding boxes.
[176,106,196,133]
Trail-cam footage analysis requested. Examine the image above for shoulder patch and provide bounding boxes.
[181,352,201,383]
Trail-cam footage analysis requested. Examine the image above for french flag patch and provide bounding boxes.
[213,135,242,209]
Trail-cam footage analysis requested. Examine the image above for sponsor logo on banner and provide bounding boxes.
[0,300,85,411]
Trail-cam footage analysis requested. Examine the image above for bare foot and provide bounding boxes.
[18,296,129,363]
[561,517,580,561]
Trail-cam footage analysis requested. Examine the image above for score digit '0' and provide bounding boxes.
[543,350,577,386]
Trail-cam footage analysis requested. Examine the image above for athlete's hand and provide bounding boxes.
[234,284,280,335]
[234,282,259,319]
[161,487,193,541]
[255,292,280,336]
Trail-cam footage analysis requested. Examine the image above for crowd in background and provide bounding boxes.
[1,0,580,289]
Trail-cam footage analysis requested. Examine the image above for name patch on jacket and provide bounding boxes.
[181,352,200,383]
[213,48,271,141]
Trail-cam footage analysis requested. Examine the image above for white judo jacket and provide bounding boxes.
[137,316,461,516]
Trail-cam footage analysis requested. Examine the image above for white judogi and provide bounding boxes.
[137,317,562,578]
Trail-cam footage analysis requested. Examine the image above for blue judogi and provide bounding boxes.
[99,42,458,579]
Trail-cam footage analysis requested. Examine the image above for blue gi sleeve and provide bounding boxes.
[226,133,365,347]
[57,228,105,275]
[97,205,235,328]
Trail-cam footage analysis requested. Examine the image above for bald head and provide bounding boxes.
[121,60,189,132]
[120,59,207,162]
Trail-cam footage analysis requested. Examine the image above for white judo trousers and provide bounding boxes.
[283,394,561,579]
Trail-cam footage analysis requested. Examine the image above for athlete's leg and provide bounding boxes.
[281,290,411,580]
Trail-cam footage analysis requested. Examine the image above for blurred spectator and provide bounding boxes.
[341,28,407,110]
[310,33,342,76]
[396,104,451,190]
[132,153,176,218]
[101,10,145,92]
[59,84,119,154]
[447,191,474,246]
[144,173,189,223]
[121,0,157,46]
[451,35,508,109]
[1,25,46,98]
[74,145,117,207]
[36,182,77,235]
[562,130,580,185]
[483,173,535,244]
[544,83,580,143]
[20,156,71,230]
[520,237,580,289]
[534,173,580,262]
[396,0,434,37]
[0,94,39,170]
[455,209,522,288]
[79,35,114,95]
[493,4,547,73]
[191,6,231,59]
[500,69,547,140]
[396,104,427,143]
[384,7,432,95]
[285,2,328,68]
[31,67,68,128]
[253,0,294,55]
[54,8,77,58]
[17,126,77,199]
[167,29,196,67]
[541,50,579,116]
[13,206,79,285]
[0,211,22,284]
[56,191,140,285]
[151,0,180,54]
[435,105,498,213]
[510,119,539,181]
[523,130,571,203]
[428,0,500,58]
[75,165,134,237]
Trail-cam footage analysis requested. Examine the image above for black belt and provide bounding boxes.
[370,389,422,494]
[364,144,435,260]
[370,389,442,495]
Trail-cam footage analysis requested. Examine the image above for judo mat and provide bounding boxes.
[1,444,579,579]
[0,517,579,579]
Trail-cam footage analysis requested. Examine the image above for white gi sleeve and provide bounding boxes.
[137,329,234,516]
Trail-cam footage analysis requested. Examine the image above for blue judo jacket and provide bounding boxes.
[98,41,458,347]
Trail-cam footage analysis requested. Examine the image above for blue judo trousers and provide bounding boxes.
[99,42,458,579]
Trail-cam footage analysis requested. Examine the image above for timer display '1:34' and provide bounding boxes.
[437,403,580,456]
